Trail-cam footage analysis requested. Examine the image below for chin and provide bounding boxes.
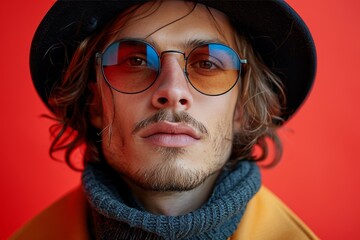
[127,160,218,192]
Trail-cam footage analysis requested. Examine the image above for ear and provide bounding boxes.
[233,100,242,133]
[89,82,103,129]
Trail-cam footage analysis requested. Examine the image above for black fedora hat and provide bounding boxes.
[30,0,316,124]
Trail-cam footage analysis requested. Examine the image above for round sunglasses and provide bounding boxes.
[96,39,247,96]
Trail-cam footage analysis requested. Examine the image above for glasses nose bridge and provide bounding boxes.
[160,49,186,58]
[160,50,186,69]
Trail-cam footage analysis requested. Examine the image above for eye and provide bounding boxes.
[197,60,216,69]
[190,59,221,71]
[127,56,146,66]
[188,52,223,72]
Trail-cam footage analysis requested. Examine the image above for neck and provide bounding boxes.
[125,172,220,216]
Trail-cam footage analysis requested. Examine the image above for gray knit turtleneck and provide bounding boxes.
[82,161,261,240]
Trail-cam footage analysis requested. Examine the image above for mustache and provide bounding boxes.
[132,109,209,136]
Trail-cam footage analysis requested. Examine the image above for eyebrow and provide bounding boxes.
[184,38,226,49]
[145,37,226,52]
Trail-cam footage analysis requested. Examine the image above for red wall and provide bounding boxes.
[1,0,360,239]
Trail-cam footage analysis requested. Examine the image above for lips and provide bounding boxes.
[138,121,202,147]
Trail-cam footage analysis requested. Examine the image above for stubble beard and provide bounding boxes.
[127,147,210,191]
[124,123,232,192]
[109,109,233,192]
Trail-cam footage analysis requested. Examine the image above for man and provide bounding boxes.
[12,0,317,239]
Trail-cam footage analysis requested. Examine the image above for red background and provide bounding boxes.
[1,1,360,239]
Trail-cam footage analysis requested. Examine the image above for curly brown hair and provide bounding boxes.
[46,1,285,171]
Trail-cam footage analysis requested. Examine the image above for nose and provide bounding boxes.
[151,55,193,111]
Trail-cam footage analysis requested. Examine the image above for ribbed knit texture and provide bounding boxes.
[82,161,261,240]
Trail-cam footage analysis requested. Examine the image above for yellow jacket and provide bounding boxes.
[11,186,317,240]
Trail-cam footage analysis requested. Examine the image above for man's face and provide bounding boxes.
[94,1,241,191]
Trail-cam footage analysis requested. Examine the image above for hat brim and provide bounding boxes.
[30,0,316,124]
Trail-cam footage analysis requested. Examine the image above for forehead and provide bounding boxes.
[111,0,237,50]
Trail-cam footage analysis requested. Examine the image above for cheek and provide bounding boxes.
[99,86,137,129]
[202,92,239,127]
[196,94,237,154]
[99,92,150,153]
[97,92,127,149]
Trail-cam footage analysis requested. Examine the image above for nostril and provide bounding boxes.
[158,97,168,104]
[179,99,187,105]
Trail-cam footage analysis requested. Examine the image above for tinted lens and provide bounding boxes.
[101,40,159,93]
[186,44,240,95]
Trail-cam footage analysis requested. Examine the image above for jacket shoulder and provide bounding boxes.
[230,186,318,240]
[10,185,317,239]
[10,186,89,240]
